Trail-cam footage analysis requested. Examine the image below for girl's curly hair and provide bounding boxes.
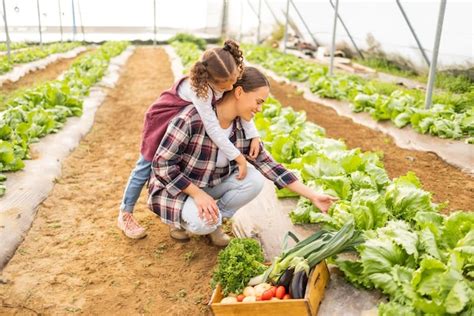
[189,39,244,99]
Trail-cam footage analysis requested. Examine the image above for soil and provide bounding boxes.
[0,47,219,315]
[0,49,91,95]
[268,77,474,213]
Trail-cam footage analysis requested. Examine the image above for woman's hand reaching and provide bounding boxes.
[309,194,339,213]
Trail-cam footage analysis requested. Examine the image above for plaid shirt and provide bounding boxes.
[148,105,298,227]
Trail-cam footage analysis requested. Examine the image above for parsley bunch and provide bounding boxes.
[211,238,267,295]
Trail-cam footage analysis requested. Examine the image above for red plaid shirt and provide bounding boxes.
[148,105,298,227]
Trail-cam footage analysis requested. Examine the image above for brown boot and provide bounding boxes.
[209,226,231,247]
[169,227,190,242]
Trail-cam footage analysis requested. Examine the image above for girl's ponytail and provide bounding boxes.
[189,61,210,99]
[223,40,243,75]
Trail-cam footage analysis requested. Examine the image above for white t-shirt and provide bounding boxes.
[177,78,259,161]
[215,124,233,167]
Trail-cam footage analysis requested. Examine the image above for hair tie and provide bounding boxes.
[201,61,208,67]
[223,43,231,52]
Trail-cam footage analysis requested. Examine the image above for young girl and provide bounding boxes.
[118,40,261,239]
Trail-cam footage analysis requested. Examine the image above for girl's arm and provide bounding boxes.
[193,95,242,160]
[241,118,260,140]
[179,81,241,161]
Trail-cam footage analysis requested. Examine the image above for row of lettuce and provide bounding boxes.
[0,42,82,75]
[170,40,202,73]
[243,44,474,144]
[0,42,30,52]
[0,41,129,196]
[257,97,473,315]
[170,38,473,315]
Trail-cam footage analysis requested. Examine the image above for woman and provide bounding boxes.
[148,67,337,246]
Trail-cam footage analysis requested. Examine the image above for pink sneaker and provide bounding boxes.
[117,212,147,239]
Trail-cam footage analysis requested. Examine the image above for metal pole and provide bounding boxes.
[329,0,339,75]
[263,0,280,25]
[239,0,243,42]
[283,0,290,52]
[71,0,76,41]
[257,0,261,44]
[290,0,319,47]
[396,0,430,66]
[246,0,261,43]
[36,0,42,45]
[2,0,11,61]
[329,0,364,59]
[425,0,447,109]
[246,0,259,21]
[221,0,228,39]
[77,0,85,41]
[153,0,157,45]
[58,0,63,42]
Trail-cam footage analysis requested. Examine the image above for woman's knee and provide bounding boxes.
[247,168,265,195]
[181,202,222,235]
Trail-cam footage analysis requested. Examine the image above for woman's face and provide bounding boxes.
[235,86,270,121]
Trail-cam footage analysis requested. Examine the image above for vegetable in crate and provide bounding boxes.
[251,220,363,298]
[272,221,361,282]
[211,238,267,296]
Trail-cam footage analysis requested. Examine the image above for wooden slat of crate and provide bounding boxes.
[210,298,309,316]
[306,260,330,316]
[209,261,329,316]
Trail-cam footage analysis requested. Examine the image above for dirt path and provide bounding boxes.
[0,47,219,315]
[0,49,91,96]
[268,78,473,213]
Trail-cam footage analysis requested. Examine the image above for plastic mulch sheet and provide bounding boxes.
[0,46,88,87]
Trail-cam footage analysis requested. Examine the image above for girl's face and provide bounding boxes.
[210,70,240,93]
[234,86,270,122]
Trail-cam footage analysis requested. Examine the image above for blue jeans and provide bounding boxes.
[120,155,152,213]
[181,167,265,234]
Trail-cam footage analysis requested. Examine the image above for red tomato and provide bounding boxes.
[237,294,245,302]
[270,286,277,297]
[275,286,286,299]
[261,289,274,301]
[282,294,291,300]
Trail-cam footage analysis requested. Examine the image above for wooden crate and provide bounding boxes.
[209,260,330,316]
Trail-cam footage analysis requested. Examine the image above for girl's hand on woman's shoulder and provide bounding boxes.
[249,137,261,160]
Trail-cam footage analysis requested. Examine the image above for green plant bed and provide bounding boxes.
[244,44,473,142]
[170,40,202,74]
[0,41,129,196]
[255,97,473,316]
[355,56,418,78]
[0,42,82,75]
[0,42,30,51]
[168,33,207,50]
[355,56,473,95]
